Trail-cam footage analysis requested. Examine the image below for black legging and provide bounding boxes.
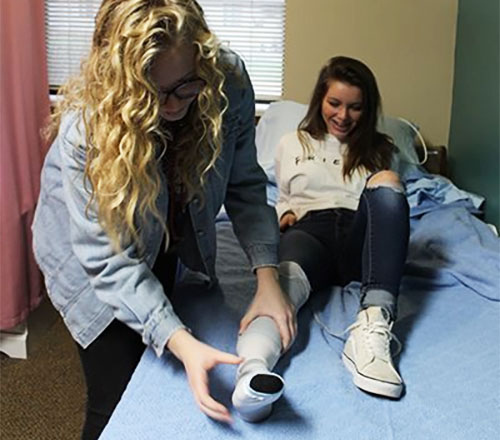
[77,320,145,440]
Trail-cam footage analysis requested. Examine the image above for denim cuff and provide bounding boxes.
[245,243,279,272]
[143,305,189,357]
[360,288,397,320]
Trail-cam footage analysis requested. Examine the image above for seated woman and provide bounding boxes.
[233,56,409,422]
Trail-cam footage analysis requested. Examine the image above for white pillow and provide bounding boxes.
[255,100,419,183]
[256,101,308,182]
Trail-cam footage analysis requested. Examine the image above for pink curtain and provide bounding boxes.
[0,0,50,329]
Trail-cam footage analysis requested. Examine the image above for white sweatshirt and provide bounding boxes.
[275,131,370,221]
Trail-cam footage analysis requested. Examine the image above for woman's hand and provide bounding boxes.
[239,267,296,351]
[279,212,297,232]
[166,329,241,423]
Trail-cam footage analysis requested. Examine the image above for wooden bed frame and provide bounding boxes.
[416,145,448,177]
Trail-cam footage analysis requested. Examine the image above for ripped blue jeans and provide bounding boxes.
[279,185,410,319]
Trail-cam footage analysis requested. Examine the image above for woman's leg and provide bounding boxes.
[235,261,312,378]
[342,170,410,399]
[232,260,312,422]
[233,215,337,422]
[77,320,145,440]
[240,214,337,372]
[342,170,410,317]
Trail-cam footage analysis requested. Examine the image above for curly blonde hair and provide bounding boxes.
[46,0,227,252]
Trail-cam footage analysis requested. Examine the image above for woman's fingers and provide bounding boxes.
[238,314,252,334]
[215,350,242,365]
[191,370,233,423]
[279,218,288,231]
[278,310,297,351]
[280,213,297,231]
[285,314,296,350]
[279,321,291,351]
[239,282,298,351]
[184,345,242,423]
[199,401,232,423]
[292,312,298,339]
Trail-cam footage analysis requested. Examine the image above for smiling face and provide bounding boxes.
[321,80,363,142]
[149,43,198,122]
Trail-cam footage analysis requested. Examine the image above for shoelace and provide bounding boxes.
[312,309,403,358]
[313,311,346,342]
[346,319,402,359]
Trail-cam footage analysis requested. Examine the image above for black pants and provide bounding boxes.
[279,186,409,318]
[77,247,178,440]
[77,320,144,440]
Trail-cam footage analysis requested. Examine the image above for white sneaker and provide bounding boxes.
[232,372,285,422]
[342,307,403,398]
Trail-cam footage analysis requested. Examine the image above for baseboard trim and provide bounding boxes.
[0,323,28,359]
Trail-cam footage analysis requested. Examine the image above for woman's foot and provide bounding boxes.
[342,307,403,398]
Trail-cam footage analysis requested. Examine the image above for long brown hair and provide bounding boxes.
[298,56,394,178]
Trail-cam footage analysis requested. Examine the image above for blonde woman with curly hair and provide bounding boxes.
[33,0,294,436]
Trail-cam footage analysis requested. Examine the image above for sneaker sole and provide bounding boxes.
[342,352,403,399]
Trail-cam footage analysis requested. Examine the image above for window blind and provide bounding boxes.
[198,0,285,100]
[45,0,102,89]
[45,0,285,100]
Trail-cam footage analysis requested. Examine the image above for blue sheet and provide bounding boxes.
[100,168,500,440]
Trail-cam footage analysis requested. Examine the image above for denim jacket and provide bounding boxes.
[32,49,279,357]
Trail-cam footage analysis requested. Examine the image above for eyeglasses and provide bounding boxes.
[158,78,206,106]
